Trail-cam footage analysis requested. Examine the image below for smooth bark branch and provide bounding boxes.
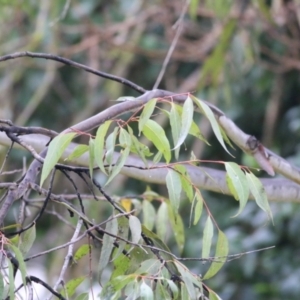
[0,132,300,203]
[0,51,300,224]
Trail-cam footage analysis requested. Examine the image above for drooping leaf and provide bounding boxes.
[175,165,194,202]
[129,215,142,244]
[7,260,15,300]
[113,216,129,260]
[40,132,76,186]
[8,244,27,287]
[202,216,214,259]
[66,144,89,161]
[0,273,4,300]
[94,120,112,175]
[169,103,181,159]
[19,223,36,255]
[174,96,194,150]
[209,289,222,300]
[142,200,156,231]
[61,276,85,298]
[225,162,249,217]
[75,292,89,300]
[140,281,154,300]
[106,147,130,185]
[192,96,230,155]
[111,251,130,279]
[105,127,118,172]
[74,244,92,263]
[139,98,157,134]
[119,127,132,148]
[98,217,118,281]
[246,171,273,221]
[166,169,182,215]
[190,191,203,226]
[100,275,136,300]
[168,207,185,254]
[156,202,168,240]
[89,138,95,179]
[204,230,229,279]
[142,119,171,163]
[167,279,179,299]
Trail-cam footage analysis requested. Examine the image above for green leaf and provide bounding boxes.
[119,127,132,147]
[129,215,142,244]
[111,252,130,279]
[74,244,91,262]
[135,259,160,276]
[105,127,118,172]
[61,276,85,298]
[66,144,89,161]
[106,147,130,185]
[75,292,89,300]
[100,275,136,300]
[202,216,214,259]
[204,230,229,279]
[113,216,129,260]
[192,96,230,155]
[7,260,14,300]
[167,279,179,299]
[175,263,198,300]
[139,98,157,134]
[8,244,27,287]
[175,165,194,202]
[142,200,156,231]
[89,138,95,179]
[209,289,222,300]
[95,120,112,175]
[189,0,200,19]
[40,132,76,186]
[124,281,140,299]
[169,103,181,159]
[142,119,171,163]
[225,162,249,216]
[166,169,182,215]
[168,206,185,254]
[190,192,203,226]
[98,217,118,281]
[175,96,194,150]
[140,281,154,300]
[0,273,4,300]
[156,202,168,240]
[19,223,36,255]
[155,281,170,299]
[246,171,273,221]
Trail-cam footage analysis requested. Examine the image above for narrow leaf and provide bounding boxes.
[129,215,142,244]
[105,127,118,171]
[98,217,118,280]
[166,169,182,215]
[89,138,95,179]
[169,104,181,159]
[74,244,91,262]
[140,281,154,300]
[246,171,273,221]
[142,200,156,231]
[142,119,171,163]
[9,244,27,287]
[225,162,249,217]
[174,96,194,149]
[204,230,229,279]
[106,147,130,185]
[94,120,112,175]
[7,260,14,300]
[41,132,76,185]
[61,276,85,298]
[202,216,214,259]
[168,207,185,254]
[139,98,157,134]
[19,223,36,255]
[156,202,168,240]
[175,165,194,202]
[192,96,230,155]
[66,144,89,161]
